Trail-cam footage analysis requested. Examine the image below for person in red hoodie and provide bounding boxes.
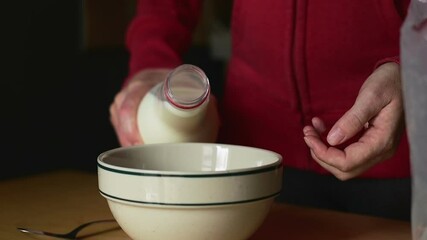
[110,0,411,220]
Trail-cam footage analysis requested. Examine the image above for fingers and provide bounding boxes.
[303,118,381,180]
[311,117,327,133]
[118,93,144,146]
[110,91,128,146]
[304,134,378,180]
[110,89,142,147]
[109,69,172,147]
[109,81,148,147]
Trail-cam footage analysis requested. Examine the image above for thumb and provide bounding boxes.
[327,93,384,146]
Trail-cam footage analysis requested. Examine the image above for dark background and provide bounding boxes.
[2,0,229,179]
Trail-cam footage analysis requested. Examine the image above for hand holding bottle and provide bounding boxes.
[109,68,172,146]
[110,65,219,146]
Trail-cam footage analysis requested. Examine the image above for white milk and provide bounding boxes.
[136,65,219,144]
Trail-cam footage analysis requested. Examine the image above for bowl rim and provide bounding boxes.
[97,142,283,177]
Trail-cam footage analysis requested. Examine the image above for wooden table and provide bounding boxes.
[0,170,411,239]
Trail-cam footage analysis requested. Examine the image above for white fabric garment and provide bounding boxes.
[401,1,427,239]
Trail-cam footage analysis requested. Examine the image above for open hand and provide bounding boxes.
[303,62,404,180]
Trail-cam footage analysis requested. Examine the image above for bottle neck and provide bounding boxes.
[163,64,210,110]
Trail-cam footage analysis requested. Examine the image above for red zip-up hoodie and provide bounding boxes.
[126,0,410,178]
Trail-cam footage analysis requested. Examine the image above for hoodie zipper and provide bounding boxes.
[290,0,311,125]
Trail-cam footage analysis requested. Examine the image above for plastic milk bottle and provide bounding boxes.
[137,64,220,144]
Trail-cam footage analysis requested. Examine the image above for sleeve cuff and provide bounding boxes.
[374,56,400,69]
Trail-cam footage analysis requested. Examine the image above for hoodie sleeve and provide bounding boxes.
[125,0,202,81]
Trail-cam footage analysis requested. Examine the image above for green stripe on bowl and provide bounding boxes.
[98,162,282,178]
[99,190,281,206]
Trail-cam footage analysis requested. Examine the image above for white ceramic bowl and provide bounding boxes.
[97,143,283,240]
